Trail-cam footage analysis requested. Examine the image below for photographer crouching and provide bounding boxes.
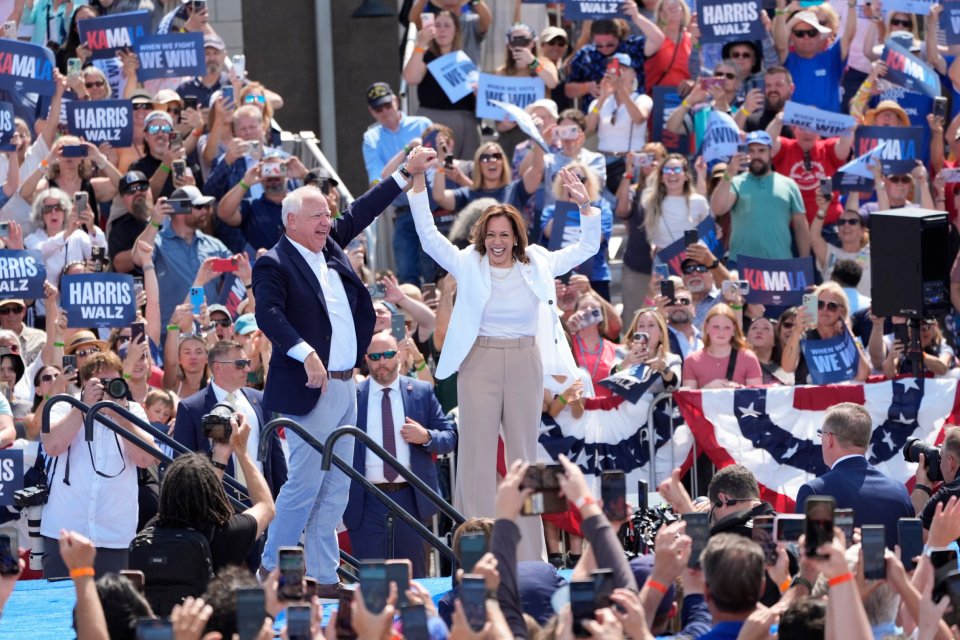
[40,352,157,579]
[909,427,960,541]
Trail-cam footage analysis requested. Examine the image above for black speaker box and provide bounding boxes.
[870,207,950,317]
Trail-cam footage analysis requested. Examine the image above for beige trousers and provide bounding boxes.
[454,336,546,562]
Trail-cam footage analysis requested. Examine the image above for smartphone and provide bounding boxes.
[62,144,87,158]
[932,550,959,602]
[0,532,17,576]
[130,320,145,347]
[211,257,238,273]
[684,229,699,246]
[898,518,923,572]
[835,508,854,548]
[893,323,909,347]
[189,286,205,316]
[74,191,89,215]
[569,580,596,638]
[422,283,437,301]
[458,531,488,574]
[167,198,193,215]
[135,618,173,640]
[802,293,818,322]
[277,546,305,601]
[819,177,832,198]
[737,280,750,296]
[935,96,948,119]
[660,279,676,304]
[774,513,805,542]
[861,524,886,580]
[367,283,386,300]
[653,263,670,280]
[600,470,627,521]
[637,479,648,512]
[335,584,358,639]
[558,124,580,141]
[221,85,235,106]
[90,245,105,272]
[804,496,835,559]
[420,11,435,28]
[261,162,288,178]
[303,577,317,601]
[721,280,739,298]
[386,559,411,608]
[460,575,488,632]
[700,77,725,91]
[390,313,406,342]
[520,463,567,515]
[683,512,710,569]
[183,96,198,111]
[286,604,311,640]
[752,515,777,565]
[170,134,184,154]
[62,354,78,373]
[120,568,144,592]
[232,54,246,77]
[235,587,265,640]
[401,604,430,640]
[359,561,389,614]
[3,21,18,39]
[606,57,620,76]
[592,569,614,609]
[172,158,185,178]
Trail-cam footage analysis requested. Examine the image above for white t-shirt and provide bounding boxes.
[592,93,653,154]
[479,264,539,338]
[0,136,51,235]
[649,193,711,250]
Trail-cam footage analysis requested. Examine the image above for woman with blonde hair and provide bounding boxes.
[616,307,681,386]
[641,153,710,251]
[682,304,763,389]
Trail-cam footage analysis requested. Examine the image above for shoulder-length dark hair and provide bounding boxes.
[469,204,530,265]
[429,10,463,57]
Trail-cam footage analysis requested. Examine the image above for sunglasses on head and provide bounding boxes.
[214,358,250,369]
[662,166,684,175]
[367,350,397,361]
[42,203,65,214]
[243,94,266,104]
[792,29,819,38]
[85,80,105,89]
[683,264,708,274]
[837,217,860,226]
[74,347,101,358]
[714,71,736,79]
[818,300,841,312]
[479,153,503,163]
[146,124,173,135]
[0,306,23,315]
[890,18,912,27]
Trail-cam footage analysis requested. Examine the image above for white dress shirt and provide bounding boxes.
[284,237,358,372]
[211,382,262,473]
[364,376,410,484]
[831,453,865,470]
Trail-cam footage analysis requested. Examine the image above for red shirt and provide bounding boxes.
[644,33,692,95]
[773,137,844,224]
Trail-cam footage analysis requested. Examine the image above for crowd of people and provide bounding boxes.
[3,0,960,637]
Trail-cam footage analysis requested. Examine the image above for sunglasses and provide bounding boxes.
[0,306,23,315]
[74,347,101,358]
[212,318,232,327]
[683,264,708,274]
[372,102,393,114]
[214,359,251,369]
[662,166,684,175]
[714,71,736,79]
[890,18,912,27]
[40,373,59,383]
[780,321,795,329]
[122,183,149,195]
[818,300,841,312]
[479,153,503,163]
[673,297,692,306]
[42,203,65,213]
[146,124,174,135]
[887,175,912,184]
[243,94,266,104]
[730,51,754,59]
[595,41,619,50]
[367,350,397,361]
[84,81,105,89]
[133,103,153,111]
[167,107,182,117]
[792,28,820,38]
[837,218,860,226]
[545,38,567,46]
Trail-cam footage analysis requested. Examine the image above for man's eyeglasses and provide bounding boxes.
[167,107,182,117]
[837,218,860,226]
[211,319,232,327]
[367,350,397,361]
[42,204,65,214]
[683,264,708,274]
[890,18,912,27]
[714,71,736,80]
[0,306,23,315]
[479,153,503,163]
[243,94,266,105]
[730,51,754,59]
[662,166,684,175]
[122,183,149,195]
[818,300,841,312]
[817,428,834,438]
[146,124,174,135]
[40,373,59,383]
[214,359,251,369]
[85,81,105,89]
[133,103,153,111]
[372,102,393,114]
[74,347,101,358]
[673,297,692,306]
[792,29,819,38]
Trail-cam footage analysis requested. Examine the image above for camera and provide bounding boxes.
[904,437,943,482]
[103,377,130,400]
[622,503,679,556]
[202,402,235,441]
[14,484,48,571]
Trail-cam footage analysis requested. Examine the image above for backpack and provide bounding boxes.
[128,525,214,616]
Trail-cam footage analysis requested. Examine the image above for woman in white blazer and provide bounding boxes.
[407,147,601,561]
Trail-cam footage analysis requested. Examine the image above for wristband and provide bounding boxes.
[70,567,95,579]
[40,159,49,168]
[624,173,634,182]
[415,361,427,372]
[914,483,933,495]
[557,393,568,405]
[778,578,791,594]
[159,164,172,174]
[590,105,600,114]
[730,304,744,310]
[43,395,50,401]
[239,180,251,191]
[437,167,446,174]
[722,173,732,182]
[529,59,542,72]
[827,572,854,588]
[681,99,690,108]
[192,127,203,138]
[54,341,64,347]
[790,575,813,592]
[245,283,253,290]
[574,495,596,509]
[707,259,720,269]
[414,46,426,54]
[122,373,131,380]
[775,8,785,15]
[150,220,162,229]
[210,459,228,471]
[647,579,669,595]
[166,324,180,332]
[740,107,751,116]
[142,264,155,272]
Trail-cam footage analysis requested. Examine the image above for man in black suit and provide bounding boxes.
[254,150,432,596]
[795,402,914,547]
[174,340,287,498]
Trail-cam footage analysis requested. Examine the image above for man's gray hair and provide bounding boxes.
[280,186,325,228]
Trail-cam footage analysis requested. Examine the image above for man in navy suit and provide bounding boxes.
[344,331,456,577]
[795,402,914,547]
[254,152,431,595]
[173,340,287,498]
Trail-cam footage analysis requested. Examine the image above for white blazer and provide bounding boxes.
[408,188,602,380]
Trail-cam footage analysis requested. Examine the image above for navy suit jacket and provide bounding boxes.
[252,177,402,416]
[795,455,914,547]
[343,376,457,530]
[173,384,288,499]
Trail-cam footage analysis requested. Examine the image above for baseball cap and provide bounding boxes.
[526,98,559,120]
[130,88,153,105]
[786,11,832,34]
[119,171,149,194]
[0,299,25,308]
[152,89,183,106]
[203,34,225,51]
[304,168,339,187]
[680,257,703,272]
[366,82,395,109]
[172,185,215,207]
[744,131,772,147]
[207,304,230,319]
[144,110,174,129]
[234,314,258,336]
[887,30,921,52]
[539,26,568,44]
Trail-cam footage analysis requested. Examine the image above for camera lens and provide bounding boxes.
[903,437,943,482]
[105,378,129,399]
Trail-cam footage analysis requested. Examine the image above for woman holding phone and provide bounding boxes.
[407,146,600,561]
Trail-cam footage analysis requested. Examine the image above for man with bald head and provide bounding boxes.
[254,149,433,595]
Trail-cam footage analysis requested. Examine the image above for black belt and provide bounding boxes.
[328,369,353,381]
[374,482,408,492]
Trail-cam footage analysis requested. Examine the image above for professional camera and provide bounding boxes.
[904,437,943,482]
[103,377,130,401]
[202,402,235,441]
[14,484,48,571]
[621,503,679,556]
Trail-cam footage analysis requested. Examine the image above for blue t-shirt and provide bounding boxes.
[785,40,845,113]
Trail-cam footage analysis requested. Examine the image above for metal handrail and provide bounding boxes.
[321,426,464,526]
[258,419,457,561]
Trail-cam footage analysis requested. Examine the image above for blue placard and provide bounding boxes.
[702,109,740,163]
[565,0,627,20]
[882,0,935,15]
[940,0,960,46]
[738,255,814,307]
[548,201,596,276]
[0,102,13,152]
[696,0,764,44]
[134,33,204,81]
[66,99,134,147]
[0,450,23,507]
[476,74,545,120]
[651,86,690,156]
[598,363,660,403]
[0,39,57,96]
[61,273,136,328]
[426,51,478,104]
[77,10,150,61]
[0,250,46,298]
[853,126,922,175]
[655,217,722,275]
[880,40,941,98]
[782,101,856,138]
[490,99,550,152]
[801,330,860,385]
[832,171,874,194]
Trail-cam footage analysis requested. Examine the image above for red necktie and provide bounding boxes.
[381,388,398,481]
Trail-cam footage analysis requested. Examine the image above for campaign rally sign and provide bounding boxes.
[801,330,861,385]
[881,40,941,98]
[134,33,204,81]
[883,0,936,14]
[839,140,886,179]
[66,99,133,147]
[476,74,544,120]
[0,450,23,507]
[0,251,46,299]
[738,255,814,307]
[489,99,550,152]
[701,109,740,163]
[564,0,627,20]
[853,127,921,174]
[0,39,57,96]
[697,0,764,44]
[782,101,855,138]
[61,273,136,328]
[655,217,722,275]
[548,202,595,276]
[599,364,661,404]
[651,86,690,155]
[0,102,14,152]
[831,171,874,194]
[426,51,478,103]
[940,0,960,45]
[77,10,150,61]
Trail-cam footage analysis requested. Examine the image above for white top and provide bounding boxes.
[211,382,262,473]
[26,227,107,286]
[285,237,358,372]
[478,264,540,338]
[820,244,871,297]
[0,136,51,235]
[41,398,150,548]
[592,93,653,154]
[364,376,410,484]
[649,194,711,250]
